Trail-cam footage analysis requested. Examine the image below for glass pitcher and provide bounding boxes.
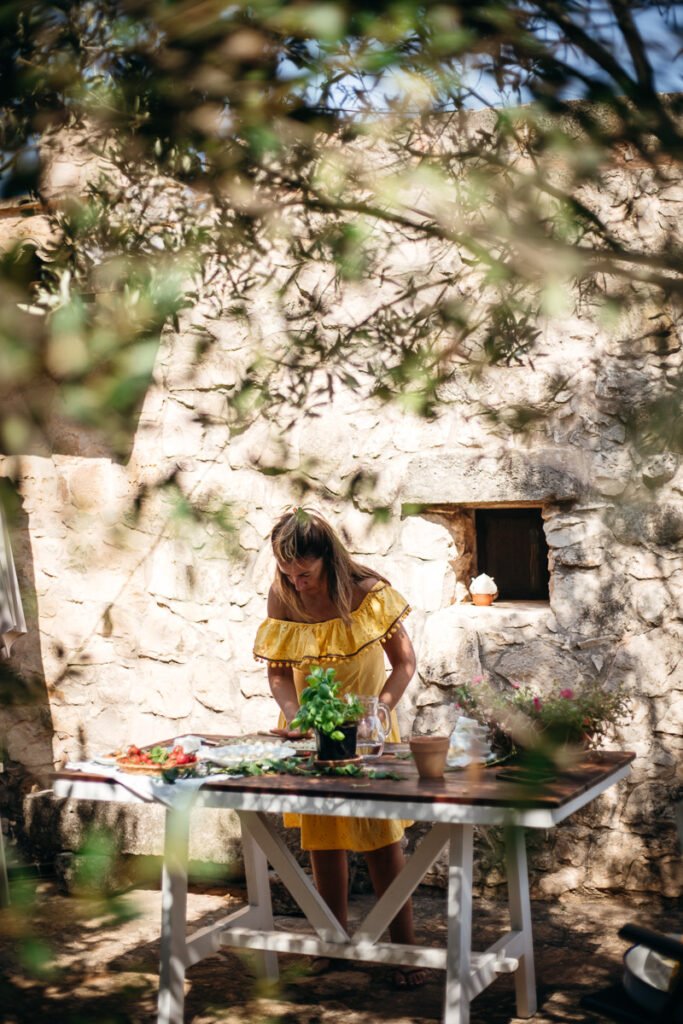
[356,695,391,759]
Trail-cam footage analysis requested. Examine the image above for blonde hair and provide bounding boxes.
[271,507,388,623]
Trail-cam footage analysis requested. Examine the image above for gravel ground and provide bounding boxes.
[1,876,681,1024]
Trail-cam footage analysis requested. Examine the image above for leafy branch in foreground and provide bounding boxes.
[0,1,682,459]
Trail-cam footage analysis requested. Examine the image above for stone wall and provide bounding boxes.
[1,131,682,897]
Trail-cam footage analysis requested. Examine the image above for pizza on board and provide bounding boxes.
[115,745,198,774]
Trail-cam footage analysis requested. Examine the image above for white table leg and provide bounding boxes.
[157,807,190,1024]
[240,813,278,981]
[505,826,537,1018]
[444,824,473,1024]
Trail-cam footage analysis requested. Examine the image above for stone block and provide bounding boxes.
[609,502,683,547]
[591,449,634,497]
[407,700,455,738]
[584,830,638,890]
[626,855,683,898]
[642,452,679,488]
[84,705,142,756]
[384,556,446,612]
[402,448,582,506]
[492,640,588,690]
[550,569,623,635]
[146,541,199,603]
[191,656,235,712]
[537,865,582,896]
[239,695,279,733]
[552,542,605,568]
[417,608,483,688]
[136,660,195,719]
[239,670,273,700]
[633,580,669,625]
[543,517,586,548]
[23,791,244,869]
[594,365,651,411]
[621,781,677,829]
[188,705,241,736]
[654,695,683,734]
[135,603,203,662]
[400,516,454,561]
[246,507,274,540]
[626,549,672,580]
[414,684,448,708]
[66,462,114,513]
[608,627,683,697]
[336,506,396,556]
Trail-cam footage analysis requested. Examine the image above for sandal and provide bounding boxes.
[393,967,428,990]
[309,956,344,976]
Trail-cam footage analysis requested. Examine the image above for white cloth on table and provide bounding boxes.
[64,761,216,808]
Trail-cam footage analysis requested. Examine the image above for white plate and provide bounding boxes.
[200,740,297,766]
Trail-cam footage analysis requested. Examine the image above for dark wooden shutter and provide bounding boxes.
[475,508,549,600]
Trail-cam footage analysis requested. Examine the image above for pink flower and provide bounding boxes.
[510,681,521,690]
[532,696,543,712]
[560,688,574,700]
[472,676,483,685]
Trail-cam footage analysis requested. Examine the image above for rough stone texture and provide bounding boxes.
[402,449,582,506]
[1,128,683,900]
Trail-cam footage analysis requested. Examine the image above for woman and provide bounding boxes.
[253,507,426,988]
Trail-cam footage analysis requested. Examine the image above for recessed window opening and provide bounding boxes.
[475,507,549,601]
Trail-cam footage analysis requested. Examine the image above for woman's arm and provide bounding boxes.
[378,624,417,713]
[267,662,300,729]
[265,585,306,736]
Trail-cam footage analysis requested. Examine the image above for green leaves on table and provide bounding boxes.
[162,756,401,782]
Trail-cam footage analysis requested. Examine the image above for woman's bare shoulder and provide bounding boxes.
[356,575,382,594]
[267,586,292,620]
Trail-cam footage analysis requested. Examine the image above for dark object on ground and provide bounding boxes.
[581,923,683,1023]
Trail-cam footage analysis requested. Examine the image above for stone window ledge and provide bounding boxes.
[449,600,552,627]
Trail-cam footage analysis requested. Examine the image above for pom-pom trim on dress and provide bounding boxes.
[253,582,410,668]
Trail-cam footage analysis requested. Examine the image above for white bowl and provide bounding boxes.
[623,943,674,1012]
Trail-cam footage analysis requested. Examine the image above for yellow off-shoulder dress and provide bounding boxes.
[253,582,411,853]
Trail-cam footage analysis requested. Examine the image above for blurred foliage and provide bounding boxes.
[0,826,156,1023]
[0,1,681,459]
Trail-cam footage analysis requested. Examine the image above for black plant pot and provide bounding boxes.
[315,724,357,762]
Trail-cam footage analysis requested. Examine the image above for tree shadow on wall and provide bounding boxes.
[0,477,55,848]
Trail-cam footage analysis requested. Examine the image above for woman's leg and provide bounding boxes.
[309,848,349,973]
[310,848,349,929]
[364,840,414,942]
[364,841,427,988]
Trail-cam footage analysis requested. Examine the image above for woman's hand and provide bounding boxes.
[269,726,312,740]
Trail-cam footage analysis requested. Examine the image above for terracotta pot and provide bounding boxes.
[315,724,357,761]
[409,736,449,779]
[471,592,496,606]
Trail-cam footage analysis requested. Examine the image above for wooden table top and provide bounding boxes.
[56,739,635,813]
